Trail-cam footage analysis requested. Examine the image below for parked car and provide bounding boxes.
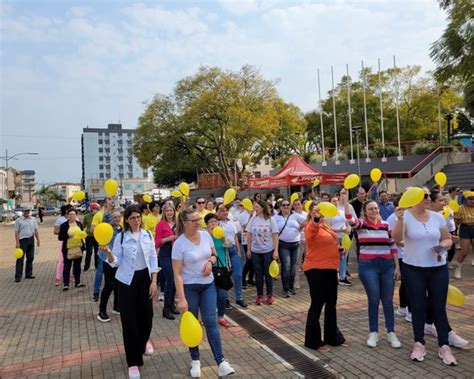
[44,207,59,216]
[0,210,18,223]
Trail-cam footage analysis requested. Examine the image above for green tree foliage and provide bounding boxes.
[430,0,473,115]
[134,65,307,187]
[305,66,462,157]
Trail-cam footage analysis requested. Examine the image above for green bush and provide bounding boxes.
[372,144,399,157]
[330,151,348,161]
[411,141,436,155]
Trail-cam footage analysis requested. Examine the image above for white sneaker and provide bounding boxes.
[128,366,140,379]
[449,331,469,348]
[405,312,412,323]
[144,341,154,356]
[387,332,402,348]
[190,360,201,378]
[454,264,462,279]
[424,324,438,337]
[217,359,235,377]
[158,292,164,301]
[396,307,407,317]
[471,259,474,267]
[367,332,379,348]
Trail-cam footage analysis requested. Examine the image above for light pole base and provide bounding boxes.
[349,159,356,164]
[335,160,340,165]
[381,157,387,162]
[322,161,328,167]
[365,158,371,163]
[397,156,403,161]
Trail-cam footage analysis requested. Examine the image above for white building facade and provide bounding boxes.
[81,123,151,193]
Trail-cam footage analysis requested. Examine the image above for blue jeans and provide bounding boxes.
[216,286,228,318]
[278,241,299,292]
[358,258,395,333]
[93,259,104,295]
[339,249,347,280]
[228,245,243,301]
[159,243,176,305]
[251,251,273,296]
[184,282,224,364]
[402,263,449,346]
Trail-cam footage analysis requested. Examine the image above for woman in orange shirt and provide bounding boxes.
[303,202,346,351]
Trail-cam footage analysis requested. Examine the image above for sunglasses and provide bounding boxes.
[281,203,290,206]
[197,201,205,204]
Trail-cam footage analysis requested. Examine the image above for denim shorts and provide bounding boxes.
[459,224,474,240]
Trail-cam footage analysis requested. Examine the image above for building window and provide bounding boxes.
[99,148,103,153]
[98,139,103,144]
[264,157,270,165]
[99,164,104,169]
[99,173,104,179]
[99,156,103,161]
[128,173,133,179]
[143,171,148,178]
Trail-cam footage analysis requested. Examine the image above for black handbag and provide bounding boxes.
[212,254,233,291]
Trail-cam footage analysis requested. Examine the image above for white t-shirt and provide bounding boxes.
[218,219,237,246]
[403,211,447,267]
[246,215,279,253]
[386,213,404,259]
[55,216,67,226]
[295,211,307,241]
[445,210,456,233]
[339,203,357,219]
[132,231,147,270]
[275,212,305,243]
[328,209,348,238]
[235,210,251,245]
[172,231,214,285]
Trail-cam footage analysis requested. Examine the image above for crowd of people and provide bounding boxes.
[11,183,473,378]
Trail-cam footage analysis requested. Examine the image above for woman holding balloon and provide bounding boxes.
[392,187,457,365]
[172,208,235,378]
[58,208,86,291]
[303,201,346,351]
[101,205,158,379]
[454,191,474,279]
[341,189,402,350]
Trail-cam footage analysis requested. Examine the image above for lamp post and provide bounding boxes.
[0,149,39,169]
[445,113,454,143]
[352,126,362,179]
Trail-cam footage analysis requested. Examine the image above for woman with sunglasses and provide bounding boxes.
[172,208,235,378]
[340,189,401,350]
[101,205,158,379]
[275,199,306,297]
[453,191,474,279]
[392,188,456,365]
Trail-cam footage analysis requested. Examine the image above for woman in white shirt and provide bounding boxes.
[102,205,159,379]
[172,208,235,378]
[246,200,279,305]
[275,199,306,297]
[392,188,457,365]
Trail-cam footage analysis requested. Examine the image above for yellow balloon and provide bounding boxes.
[212,226,225,239]
[313,178,320,187]
[448,200,459,213]
[74,230,87,240]
[269,260,280,278]
[180,311,203,347]
[290,193,299,204]
[304,200,312,213]
[442,206,450,219]
[14,248,24,259]
[370,168,382,183]
[104,179,118,197]
[434,172,447,187]
[318,202,338,218]
[72,191,85,201]
[242,198,253,212]
[447,285,465,306]
[143,194,152,203]
[171,190,182,198]
[223,188,236,205]
[277,198,283,202]
[399,187,425,208]
[344,174,360,189]
[341,234,352,250]
[179,182,190,196]
[93,222,114,245]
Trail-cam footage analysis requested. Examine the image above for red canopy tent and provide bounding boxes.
[248,155,348,189]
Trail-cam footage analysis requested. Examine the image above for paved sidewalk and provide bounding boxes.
[1,218,473,378]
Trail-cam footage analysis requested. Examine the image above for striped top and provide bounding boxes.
[455,205,474,225]
[345,215,397,260]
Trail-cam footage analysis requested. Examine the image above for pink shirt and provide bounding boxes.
[155,220,176,248]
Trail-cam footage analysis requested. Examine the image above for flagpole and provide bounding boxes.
[361,60,371,162]
[437,87,442,144]
[331,66,339,165]
[378,58,387,162]
[317,69,327,166]
[393,55,403,161]
[347,64,354,163]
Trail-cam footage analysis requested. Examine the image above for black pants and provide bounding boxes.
[304,269,345,350]
[63,250,82,286]
[242,244,254,283]
[398,259,411,311]
[118,268,153,367]
[85,236,99,269]
[447,231,457,262]
[39,214,43,223]
[100,263,118,312]
[16,237,35,280]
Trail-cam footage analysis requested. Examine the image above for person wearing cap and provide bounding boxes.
[83,203,101,272]
[14,206,40,282]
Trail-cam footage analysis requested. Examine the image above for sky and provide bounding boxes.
[0,0,447,185]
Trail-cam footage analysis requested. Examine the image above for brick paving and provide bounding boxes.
[1,217,473,378]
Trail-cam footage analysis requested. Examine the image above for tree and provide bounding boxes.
[134,65,307,187]
[34,186,64,206]
[430,0,473,115]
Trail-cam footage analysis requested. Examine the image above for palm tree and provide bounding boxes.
[34,186,65,207]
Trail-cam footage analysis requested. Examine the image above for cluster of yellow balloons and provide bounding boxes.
[94,223,114,245]
[180,311,203,347]
[269,260,280,278]
[73,230,87,240]
[14,248,24,259]
[170,182,190,199]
